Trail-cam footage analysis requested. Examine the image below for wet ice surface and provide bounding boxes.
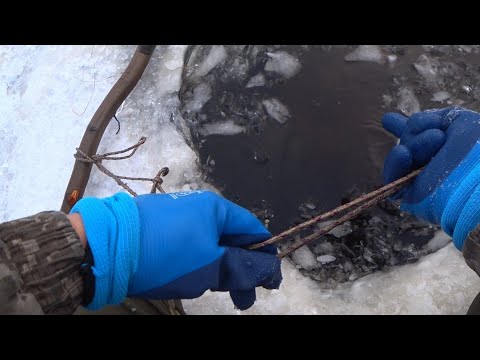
[2,45,480,314]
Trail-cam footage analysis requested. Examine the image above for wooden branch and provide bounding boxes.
[249,168,423,251]
[61,45,156,213]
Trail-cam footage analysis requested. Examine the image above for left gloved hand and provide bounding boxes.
[71,190,282,311]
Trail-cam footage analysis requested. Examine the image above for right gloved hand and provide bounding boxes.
[382,107,480,250]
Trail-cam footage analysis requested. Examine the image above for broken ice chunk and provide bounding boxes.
[317,255,336,264]
[414,54,440,85]
[344,45,385,64]
[317,220,353,238]
[246,73,266,88]
[199,120,246,136]
[264,51,301,79]
[193,45,227,79]
[262,98,290,124]
[184,83,212,113]
[396,87,420,116]
[387,55,397,64]
[291,246,319,271]
[431,91,450,102]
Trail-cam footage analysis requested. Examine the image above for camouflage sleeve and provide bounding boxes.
[463,224,480,277]
[0,211,85,315]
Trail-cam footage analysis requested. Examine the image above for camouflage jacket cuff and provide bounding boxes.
[463,223,480,277]
[0,211,85,314]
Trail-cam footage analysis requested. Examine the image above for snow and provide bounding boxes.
[1,45,480,315]
[262,98,290,124]
[264,51,302,79]
[345,45,385,64]
[199,120,246,136]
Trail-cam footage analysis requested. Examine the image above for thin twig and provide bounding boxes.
[99,137,146,160]
[73,137,169,198]
[249,168,423,251]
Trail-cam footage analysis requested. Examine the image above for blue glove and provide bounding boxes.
[71,190,282,311]
[382,106,480,250]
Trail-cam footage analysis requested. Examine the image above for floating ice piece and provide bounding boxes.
[317,255,336,264]
[388,55,397,64]
[184,83,212,113]
[344,45,384,64]
[414,54,438,83]
[194,45,227,78]
[318,220,353,238]
[262,98,290,124]
[431,91,450,102]
[246,73,266,88]
[397,87,421,116]
[199,120,246,136]
[264,51,302,79]
[291,246,319,271]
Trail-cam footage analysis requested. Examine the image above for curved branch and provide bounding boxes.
[61,45,156,213]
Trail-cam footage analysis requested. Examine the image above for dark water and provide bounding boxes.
[190,47,396,233]
[178,45,480,284]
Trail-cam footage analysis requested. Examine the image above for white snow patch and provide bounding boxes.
[264,51,301,79]
[199,120,246,136]
[345,45,385,64]
[262,98,290,124]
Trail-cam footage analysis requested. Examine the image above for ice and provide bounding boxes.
[426,231,452,252]
[199,120,246,136]
[291,246,318,271]
[397,87,421,116]
[414,54,439,83]
[2,45,480,315]
[184,82,212,113]
[318,220,353,238]
[431,91,450,102]
[264,51,301,79]
[344,45,384,64]
[262,98,290,124]
[193,45,227,79]
[388,55,397,64]
[246,73,265,88]
[317,255,336,264]
[184,244,480,314]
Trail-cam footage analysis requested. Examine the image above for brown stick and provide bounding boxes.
[249,168,423,251]
[60,45,156,213]
[277,184,399,258]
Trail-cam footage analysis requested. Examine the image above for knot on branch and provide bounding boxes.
[73,137,168,196]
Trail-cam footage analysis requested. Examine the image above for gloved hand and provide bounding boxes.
[71,190,282,311]
[382,106,480,250]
